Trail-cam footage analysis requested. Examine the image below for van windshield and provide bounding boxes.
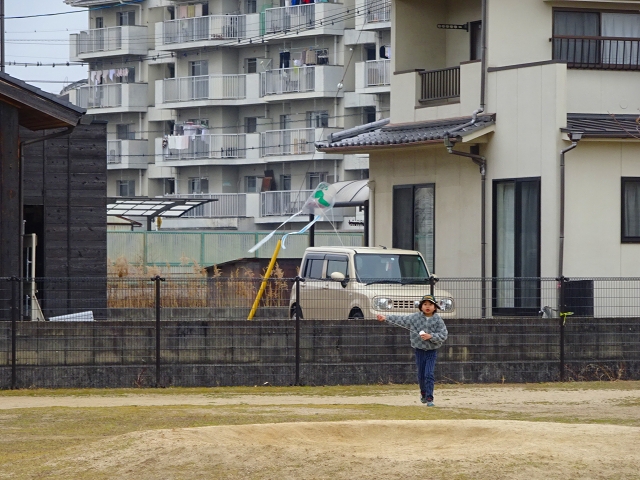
[354,254,430,285]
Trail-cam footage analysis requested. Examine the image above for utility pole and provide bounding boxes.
[1,0,5,72]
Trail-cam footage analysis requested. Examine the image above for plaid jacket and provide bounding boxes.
[385,312,448,351]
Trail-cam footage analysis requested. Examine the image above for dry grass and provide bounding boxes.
[106,257,289,309]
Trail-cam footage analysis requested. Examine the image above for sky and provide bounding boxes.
[3,0,88,94]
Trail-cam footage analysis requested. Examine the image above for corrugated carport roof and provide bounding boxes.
[563,113,640,139]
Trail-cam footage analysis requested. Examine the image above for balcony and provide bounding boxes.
[553,35,640,71]
[156,74,263,108]
[71,83,148,113]
[260,128,341,157]
[156,15,257,50]
[419,66,460,103]
[168,194,248,218]
[69,26,148,61]
[107,139,148,170]
[355,59,391,94]
[259,65,344,100]
[364,0,391,25]
[263,3,346,38]
[162,134,247,162]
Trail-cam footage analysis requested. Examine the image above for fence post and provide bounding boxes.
[559,276,567,382]
[10,277,19,390]
[153,275,165,387]
[429,275,436,297]
[294,276,303,386]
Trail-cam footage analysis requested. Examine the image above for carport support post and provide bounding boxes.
[559,276,567,382]
[10,277,18,389]
[295,276,302,386]
[154,275,165,387]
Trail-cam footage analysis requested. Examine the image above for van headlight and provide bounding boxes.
[373,297,393,310]
[438,297,454,313]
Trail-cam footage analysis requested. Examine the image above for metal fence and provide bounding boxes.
[260,67,315,96]
[1,276,640,389]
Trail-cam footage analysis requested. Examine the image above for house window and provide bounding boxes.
[306,111,329,128]
[116,124,135,140]
[392,184,435,272]
[469,20,482,61]
[95,17,104,29]
[280,174,291,191]
[622,177,640,242]
[245,117,257,133]
[553,10,640,67]
[188,177,209,194]
[246,176,263,193]
[363,106,376,124]
[117,180,135,197]
[246,58,257,74]
[164,178,176,195]
[117,11,135,26]
[492,178,541,316]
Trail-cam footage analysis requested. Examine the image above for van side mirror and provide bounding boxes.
[330,272,349,288]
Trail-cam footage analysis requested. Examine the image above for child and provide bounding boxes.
[377,294,448,406]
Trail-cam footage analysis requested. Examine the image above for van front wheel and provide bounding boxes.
[348,308,364,319]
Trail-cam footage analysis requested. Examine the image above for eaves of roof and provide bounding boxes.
[563,113,640,139]
[317,114,496,153]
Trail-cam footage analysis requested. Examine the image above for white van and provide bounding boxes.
[289,246,455,320]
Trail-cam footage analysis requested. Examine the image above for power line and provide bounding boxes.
[3,0,144,20]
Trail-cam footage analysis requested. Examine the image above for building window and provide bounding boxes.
[306,111,329,128]
[363,106,376,124]
[190,60,208,77]
[246,176,263,193]
[188,178,209,194]
[280,174,291,191]
[245,117,257,133]
[280,114,291,130]
[164,178,175,195]
[117,11,135,26]
[117,180,135,197]
[246,58,257,74]
[246,0,257,14]
[553,10,640,68]
[95,17,104,29]
[392,184,435,272]
[622,177,640,242]
[308,172,329,190]
[492,178,541,316]
[116,124,135,140]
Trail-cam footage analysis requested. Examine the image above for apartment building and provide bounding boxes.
[64,0,390,231]
[318,0,640,315]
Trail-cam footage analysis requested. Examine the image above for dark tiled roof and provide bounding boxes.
[317,115,496,152]
[564,113,640,139]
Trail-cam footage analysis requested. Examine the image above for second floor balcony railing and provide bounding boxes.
[365,0,391,24]
[168,194,247,218]
[419,66,460,103]
[261,190,313,217]
[366,59,391,86]
[260,66,315,96]
[163,75,246,103]
[162,15,246,45]
[265,4,315,34]
[76,84,122,108]
[553,35,640,70]
[77,27,122,54]
[260,128,316,156]
[163,134,246,161]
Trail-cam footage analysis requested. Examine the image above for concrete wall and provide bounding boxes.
[1,318,638,388]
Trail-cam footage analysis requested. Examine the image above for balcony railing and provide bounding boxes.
[107,140,122,164]
[260,128,316,157]
[260,66,315,96]
[162,15,246,45]
[168,194,247,218]
[365,59,391,86]
[77,27,122,54]
[76,84,122,108]
[261,190,313,217]
[163,134,246,161]
[264,4,315,34]
[365,0,391,24]
[553,35,640,70]
[163,75,246,102]
[419,66,460,102]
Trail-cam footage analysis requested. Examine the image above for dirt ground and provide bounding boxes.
[2,384,640,479]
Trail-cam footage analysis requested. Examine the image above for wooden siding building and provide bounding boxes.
[0,72,108,320]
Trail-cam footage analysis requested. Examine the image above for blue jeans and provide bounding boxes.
[415,348,438,400]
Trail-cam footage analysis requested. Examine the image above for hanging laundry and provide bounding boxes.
[187,5,196,18]
[178,5,188,19]
[183,124,198,138]
[123,68,130,80]
[168,135,179,150]
[195,4,203,17]
[168,135,189,150]
[109,69,116,81]
[306,49,317,65]
[90,71,97,82]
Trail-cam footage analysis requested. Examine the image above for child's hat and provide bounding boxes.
[418,294,440,310]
